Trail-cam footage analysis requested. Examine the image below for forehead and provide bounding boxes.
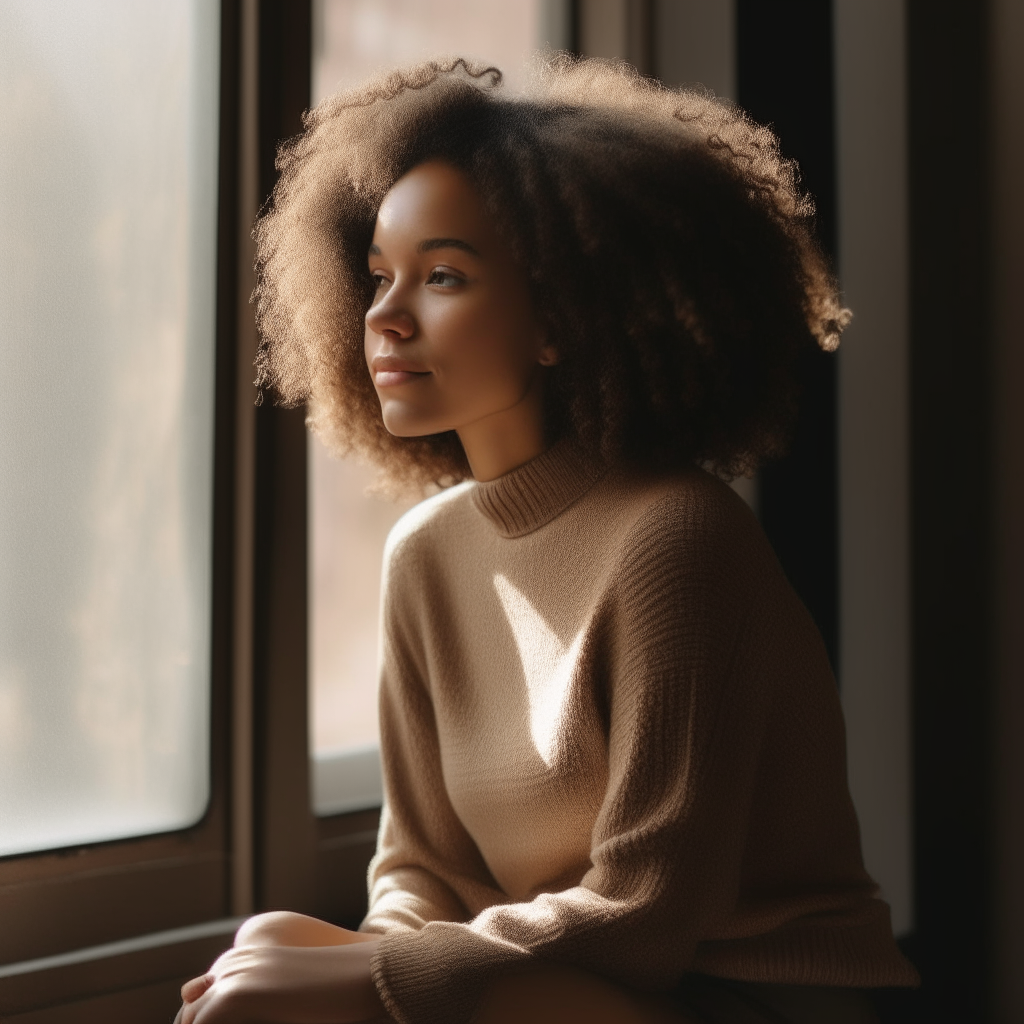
[374,161,489,241]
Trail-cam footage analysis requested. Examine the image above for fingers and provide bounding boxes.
[178,973,213,1024]
[175,987,211,1024]
[174,999,197,1024]
[181,973,214,1003]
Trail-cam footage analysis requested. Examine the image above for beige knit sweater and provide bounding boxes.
[362,441,917,1024]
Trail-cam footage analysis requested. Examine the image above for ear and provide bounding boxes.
[537,343,559,367]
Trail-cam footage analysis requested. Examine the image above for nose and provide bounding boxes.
[365,286,415,341]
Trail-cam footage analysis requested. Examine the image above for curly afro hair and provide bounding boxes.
[253,53,848,494]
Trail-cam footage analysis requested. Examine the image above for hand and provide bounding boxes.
[173,940,385,1024]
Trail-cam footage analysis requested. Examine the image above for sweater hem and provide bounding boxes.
[691,917,920,989]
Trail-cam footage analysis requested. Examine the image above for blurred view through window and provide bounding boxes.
[309,0,557,814]
[0,1,220,855]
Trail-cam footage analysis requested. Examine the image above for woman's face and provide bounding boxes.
[365,161,555,473]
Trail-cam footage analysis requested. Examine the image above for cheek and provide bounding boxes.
[426,294,538,394]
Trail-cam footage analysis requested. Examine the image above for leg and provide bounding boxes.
[234,910,378,949]
[474,966,696,1024]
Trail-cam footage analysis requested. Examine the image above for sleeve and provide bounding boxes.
[360,531,510,937]
[369,491,795,1024]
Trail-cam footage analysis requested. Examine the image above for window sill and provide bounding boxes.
[0,917,243,1020]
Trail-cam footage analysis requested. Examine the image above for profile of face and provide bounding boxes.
[365,160,557,479]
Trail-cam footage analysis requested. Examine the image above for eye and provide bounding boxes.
[426,267,464,289]
[370,272,390,292]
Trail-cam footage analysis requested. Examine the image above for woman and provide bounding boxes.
[177,55,918,1024]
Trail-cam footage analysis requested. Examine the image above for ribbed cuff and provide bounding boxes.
[371,924,521,1024]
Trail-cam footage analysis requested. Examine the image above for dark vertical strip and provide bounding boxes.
[213,0,243,911]
[735,0,839,672]
[252,0,316,912]
[902,1,993,1019]
[568,0,582,56]
[256,1,313,212]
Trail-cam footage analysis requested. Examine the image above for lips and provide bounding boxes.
[371,355,430,387]
[374,369,429,387]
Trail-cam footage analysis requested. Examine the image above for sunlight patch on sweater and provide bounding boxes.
[493,573,584,766]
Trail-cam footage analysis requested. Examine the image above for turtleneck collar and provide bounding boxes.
[470,438,607,539]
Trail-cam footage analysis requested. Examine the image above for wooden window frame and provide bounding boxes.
[0,0,243,984]
[0,4,379,1019]
[247,0,381,928]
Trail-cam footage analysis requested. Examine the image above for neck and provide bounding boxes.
[457,371,548,482]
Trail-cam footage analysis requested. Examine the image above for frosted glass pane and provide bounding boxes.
[0,1,219,857]
[312,0,544,103]
[309,0,544,816]
[310,445,415,757]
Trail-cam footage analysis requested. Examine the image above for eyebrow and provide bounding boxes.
[417,237,480,256]
[367,238,480,258]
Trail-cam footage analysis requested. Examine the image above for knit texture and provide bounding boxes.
[362,441,918,1024]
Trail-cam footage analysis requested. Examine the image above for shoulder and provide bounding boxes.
[602,469,829,700]
[615,467,769,567]
[382,480,475,574]
[599,466,789,625]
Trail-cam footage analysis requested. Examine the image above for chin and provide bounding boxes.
[380,410,445,439]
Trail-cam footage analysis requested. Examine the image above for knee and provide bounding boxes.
[233,910,307,948]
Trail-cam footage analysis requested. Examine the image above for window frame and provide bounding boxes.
[248,0,380,926]
[0,4,380,1017]
[0,0,241,965]
[0,2,242,1015]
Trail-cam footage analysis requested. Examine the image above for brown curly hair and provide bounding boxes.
[254,53,848,494]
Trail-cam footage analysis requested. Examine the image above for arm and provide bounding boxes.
[360,657,507,934]
[361,532,510,937]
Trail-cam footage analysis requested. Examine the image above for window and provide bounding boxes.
[308,0,561,817]
[0,0,220,861]
[0,2,235,1014]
